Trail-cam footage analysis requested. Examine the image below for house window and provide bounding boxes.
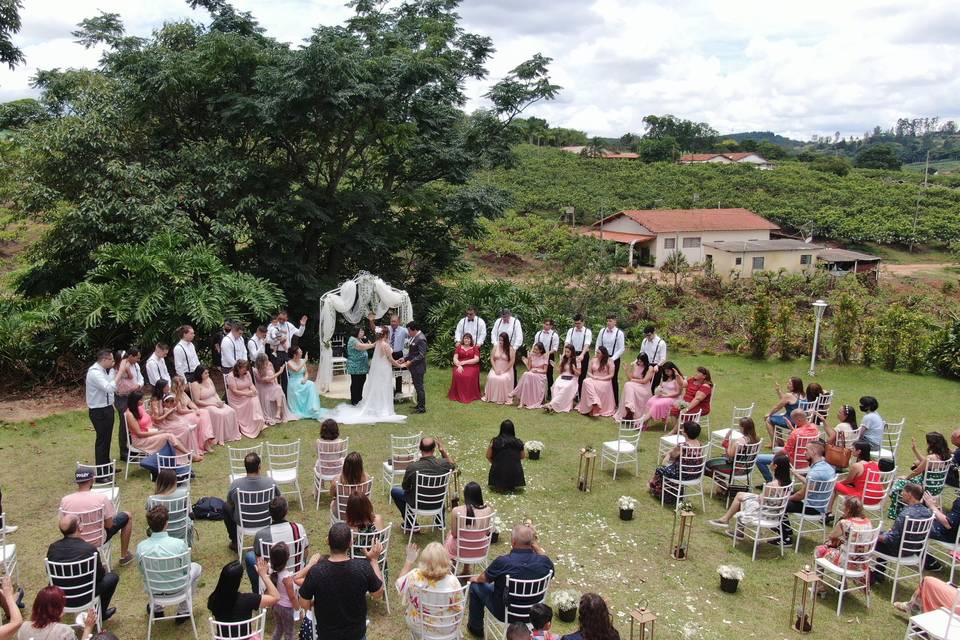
[800,254,812,265]
[735,257,742,266]
[663,238,676,249]
[682,237,701,248]
[752,256,765,270]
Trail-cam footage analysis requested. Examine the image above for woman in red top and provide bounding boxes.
[667,366,713,434]
[833,440,882,508]
[447,333,482,403]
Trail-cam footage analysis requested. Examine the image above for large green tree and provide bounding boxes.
[854,143,903,170]
[641,114,717,152]
[15,0,558,311]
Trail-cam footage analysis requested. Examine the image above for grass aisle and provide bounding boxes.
[0,354,955,639]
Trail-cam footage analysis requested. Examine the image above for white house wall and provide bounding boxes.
[653,229,773,267]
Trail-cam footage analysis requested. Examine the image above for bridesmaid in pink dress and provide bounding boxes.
[578,346,616,417]
[510,343,548,409]
[636,362,683,427]
[171,375,216,452]
[225,360,267,438]
[123,393,192,454]
[253,354,290,425]
[149,382,204,460]
[190,365,241,444]
[615,353,657,421]
[482,333,515,405]
[546,344,580,413]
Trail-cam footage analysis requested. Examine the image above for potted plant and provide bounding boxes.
[717,565,745,593]
[490,515,504,544]
[552,589,579,623]
[618,495,638,521]
[526,440,544,460]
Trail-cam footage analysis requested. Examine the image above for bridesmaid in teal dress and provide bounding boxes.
[285,347,327,420]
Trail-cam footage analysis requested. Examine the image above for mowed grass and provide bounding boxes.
[0,354,957,640]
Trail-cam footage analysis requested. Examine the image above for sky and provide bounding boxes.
[1,0,959,140]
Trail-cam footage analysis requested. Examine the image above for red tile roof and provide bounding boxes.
[603,152,640,159]
[578,229,655,244]
[592,208,780,234]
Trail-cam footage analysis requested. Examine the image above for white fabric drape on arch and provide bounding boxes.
[315,271,413,392]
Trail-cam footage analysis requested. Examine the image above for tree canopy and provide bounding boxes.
[854,143,903,170]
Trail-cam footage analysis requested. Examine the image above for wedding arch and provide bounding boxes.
[315,271,413,392]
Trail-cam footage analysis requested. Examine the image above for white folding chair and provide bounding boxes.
[922,460,952,504]
[928,522,960,586]
[404,471,453,544]
[79,461,121,511]
[235,488,275,560]
[228,444,264,484]
[600,420,642,479]
[258,536,308,575]
[862,468,898,523]
[314,438,349,508]
[330,478,374,525]
[141,550,199,640]
[787,433,818,474]
[0,521,17,586]
[815,390,834,424]
[209,610,266,640]
[732,485,792,561]
[267,440,303,510]
[382,433,422,497]
[157,453,192,490]
[59,505,112,570]
[815,523,880,615]
[352,524,392,614]
[661,444,708,511]
[879,419,905,462]
[905,579,960,640]
[792,477,838,552]
[409,582,469,640]
[123,424,148,479]
[330,334,347,376]
[149,494,193,546]
[798,398,817,423]
[451,511,496,578]
[710,440,762,506]
[872,515,934,602]
[483,571,554,640]
[659,410,702,455]
[710,403,755,455]
[46,554,102,632]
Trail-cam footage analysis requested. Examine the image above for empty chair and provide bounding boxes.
[404,471,453,544]
[815,523,880,615]
[709,403,755,455]
[330,478,374,525]
[816,390,835,424]
[873,514,935,603]
[235,488,275,561]
[267,440,303,510]
[313,437,349,508]
[209,610,266,640]
[600,420,641,479]
[228,444,263,484]
[141,550,199,640]
[330,334,347,376]
[382,432,422,497]
[482,571,554,640]
[0,521,17,585]
[732,485,792,561]
[450,511,496,578]
[352,524,392,614]
[45,553,102,632]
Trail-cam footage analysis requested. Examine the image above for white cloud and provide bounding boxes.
[0,0,957,140]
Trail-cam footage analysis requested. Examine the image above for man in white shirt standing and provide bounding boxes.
[145,343,170,388]
[173,325,201,383]
[220,321,247,372]
[491,308,523,385]
[595,314,626,406]
[454,306,487,347]
[248,325,268,363]
[267,310,308,393]
[86,349,119,467]
[533,319,560,400]
[565,313,592,400]
[639,325,668,392]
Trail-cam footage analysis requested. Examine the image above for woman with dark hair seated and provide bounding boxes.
[487,420,526,492]
[649,421,702,502]
[887,431,951,520]
[559,592,620,640]
[708,453,793,530]
[123,391,191,456]
[764,377,804,447]
[445,481,494,557]
[705,417,760,478]
[207,559,278,625]
[832,440,881,509]
[16,585,96,640]
[189,365,241,444]
[823,403,858,447]
[329,451,369,497]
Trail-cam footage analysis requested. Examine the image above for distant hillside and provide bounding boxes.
[722,131,805,148]
[474,145,960,246]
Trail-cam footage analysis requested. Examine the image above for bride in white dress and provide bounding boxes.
[330,327,407,424]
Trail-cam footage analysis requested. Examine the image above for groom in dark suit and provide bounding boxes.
[398,322,427,414]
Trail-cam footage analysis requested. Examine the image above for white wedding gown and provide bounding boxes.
[329,342,407,424]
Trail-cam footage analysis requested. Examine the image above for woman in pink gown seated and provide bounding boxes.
[225,360,267,438]
[546,344,580,413]
[615,353,657,421]
[636,362,683,427]
[447,333,482,403]
[895,576,960,615]
[189,365,241,444]
[578,346,616,417]
[123,392,191,455]
[171,375,216,452]
[254,354,290,425]
[482,333,515,405]
[510,343,548,409]
[149,382,204,460]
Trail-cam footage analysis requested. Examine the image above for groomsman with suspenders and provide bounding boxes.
[491,308,524,386]
[533,319,560,400]
[145,343,170,388]
[173,325,201,383]
[219,321,247,372]
[595,314,625,405]
[454,306,487,347]
[565,314,592,401]
[640,324,668,392]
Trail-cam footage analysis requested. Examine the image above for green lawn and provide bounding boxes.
[1,354,957,639]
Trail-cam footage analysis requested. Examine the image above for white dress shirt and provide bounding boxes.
[220,333,247,369]
[145,353,170,386]
[491,318,523,349]
[248,335,266,362]
[640,334,667,366]
[173,340,200,377]
[454,316,487,346]
[564,327,593,354]
[267,321,305,353]
[388,325,409,354]
[85,363,116,409]
[533,329,559,358]
[596,327,626,362]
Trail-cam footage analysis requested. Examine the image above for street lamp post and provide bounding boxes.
[808,299,828,377]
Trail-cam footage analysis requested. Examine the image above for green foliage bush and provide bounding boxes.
[747,298,772,359]
[929,318,960,379]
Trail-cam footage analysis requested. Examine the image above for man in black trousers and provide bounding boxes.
[398,322,428,414]
[86,350,119,469]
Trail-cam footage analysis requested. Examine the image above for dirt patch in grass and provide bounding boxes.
[0,385,84,423]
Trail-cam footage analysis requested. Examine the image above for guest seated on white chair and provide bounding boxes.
[874,483,933,581]
[813,496,871,588]
[708,454,792,531]
[16,585,96,640]
[223,452,279,553]
[329,452,370,498]
[206,559,278,626]
[705,417,760,478]
[823,403,858,447]
[558,593,620,640]
[763,377,804,446]
[894,576,960,614]
[46,515,119,623]
[887,432,951,520]
[780,441,837,545]
[243,496,307,592]
[648,421,702,502]
[830,441,880,511]
[345,494,385,545]
[146,469,193,544]
[445,482,493,557]
[60,466,134,567]
[136,505,202,618]
[510,343,549,409]
[395,542,463,639]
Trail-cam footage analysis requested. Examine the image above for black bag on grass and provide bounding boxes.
[192,497,227,520]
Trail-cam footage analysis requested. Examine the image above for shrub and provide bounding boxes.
[747,297,772,359]
[930,318,960,379]
[774,303,795,361]
[831,291,860,364]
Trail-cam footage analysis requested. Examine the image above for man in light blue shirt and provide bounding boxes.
[137,505,201,618]
[86,349,118,468]
[859,396,884,451]
[780,441,836,544]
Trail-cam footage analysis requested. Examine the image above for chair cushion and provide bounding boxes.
[92,487,120,502]
[815,557,867,578]
[602,440,636,453]
[660,435,683,447]
[270,469,297,483]
[874,552,922,565]
[0,544,15,561]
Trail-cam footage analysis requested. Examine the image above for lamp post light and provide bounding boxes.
[808,299,828,377]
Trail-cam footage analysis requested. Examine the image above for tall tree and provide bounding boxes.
[0,0,24,70]
[641,114,718,152]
